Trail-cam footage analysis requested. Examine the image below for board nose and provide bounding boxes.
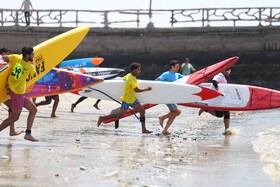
[91,57,104,66]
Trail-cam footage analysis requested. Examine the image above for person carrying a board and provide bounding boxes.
[0,46,38,141]
[198,69,231,135]
[0,47,26,137]
[97,62,153,134]
[156,60,183,135]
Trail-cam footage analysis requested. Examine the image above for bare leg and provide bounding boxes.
[162,107,181,134]
[162,117,176,135]
[203,110,217,117]
[133,104,152,134]
[3,100,23,136]
[51,95,59,118]
[159,116,164,128]
[0,109,21,132]
[35,100,51,106]
[97,108,127,127]
[71,96,87,112]
[93,99,101,110]
[9,110,23,136]
[222,118,231,135]
[23,100,38,142]
[198,108,205,116]
[159,107,181,134]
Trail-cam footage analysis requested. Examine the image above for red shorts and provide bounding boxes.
[9,90,32,111]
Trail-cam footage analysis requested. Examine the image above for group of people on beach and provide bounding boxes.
[0,46,231,142]
[97,58,231,135]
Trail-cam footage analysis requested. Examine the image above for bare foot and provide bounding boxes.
[223,129,232,135]
[51,115,58,118]
[198,108,205,116]
[10,130,24,136]
[93,104,100,110]
[162,130,171,135]
[71,104,75,112]
[142,129,153,134]
[97,116,103,127]
[24,134,38,142]
[159,117,164,128]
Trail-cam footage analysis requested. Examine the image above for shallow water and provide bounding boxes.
[0,93,279,186]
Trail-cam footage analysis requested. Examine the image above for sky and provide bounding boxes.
[2,0,280,10]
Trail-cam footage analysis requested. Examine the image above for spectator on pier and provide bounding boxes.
[21,0,33,26]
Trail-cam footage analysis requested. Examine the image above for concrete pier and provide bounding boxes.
[1,26,280,88]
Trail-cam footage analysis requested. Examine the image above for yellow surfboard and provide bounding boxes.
[0,26,90,103]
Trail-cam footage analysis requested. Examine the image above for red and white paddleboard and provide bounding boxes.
[103,56,239,124]
[181,83,280,111]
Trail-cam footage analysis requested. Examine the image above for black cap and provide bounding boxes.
[0,47,10,54]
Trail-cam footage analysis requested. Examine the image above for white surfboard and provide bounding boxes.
[195,83,250,108]
[78,79,220,104]
[67,67,126,80]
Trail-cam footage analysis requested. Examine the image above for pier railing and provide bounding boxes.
[0,7,279,28]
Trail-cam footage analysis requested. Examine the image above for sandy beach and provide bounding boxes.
[0,93,280,187]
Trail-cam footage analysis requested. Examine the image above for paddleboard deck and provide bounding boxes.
[26,68,103,98]
[60,57,104,68]
[0,26,90,103]
[79,79,220,104]
[70,67,126,80]
[181,83,280,111]
[103,56,239,124]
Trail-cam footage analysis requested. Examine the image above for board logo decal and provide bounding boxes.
[26,54,46,82]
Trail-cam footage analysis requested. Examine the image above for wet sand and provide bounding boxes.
[0,93,279,187]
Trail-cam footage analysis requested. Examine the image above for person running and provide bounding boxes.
[0,47,24,136]
[97,62,152,133]
[198,69,232,135]
[0,46,38,141]
[34,95,59,118]
[181,57,196,76]
[156,60,184,135]
[71,97,101,112]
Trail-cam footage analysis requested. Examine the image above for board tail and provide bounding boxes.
[185,56,239,85]
[194,86,221,100]
[27,68,103,98]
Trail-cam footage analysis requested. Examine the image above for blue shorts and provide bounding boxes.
[121,99,140,110]
[166,104,178,110]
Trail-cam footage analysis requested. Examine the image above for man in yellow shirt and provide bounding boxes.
[0,47,25,137]
[0,46,38,141]
[97,62,152,133]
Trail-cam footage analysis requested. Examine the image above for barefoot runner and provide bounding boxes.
[0,47,38,141]
[97,62,152,133]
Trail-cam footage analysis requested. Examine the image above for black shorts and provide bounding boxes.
[216,111,230,119]
[45,95,59,102]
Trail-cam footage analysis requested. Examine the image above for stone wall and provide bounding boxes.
[1,26,280,88]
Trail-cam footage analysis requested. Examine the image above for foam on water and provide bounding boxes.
[253,127,280,184]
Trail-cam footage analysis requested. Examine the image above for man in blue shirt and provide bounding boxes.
[156,60,184,134]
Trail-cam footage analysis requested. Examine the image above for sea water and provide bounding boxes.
[251,110,280,184]
[253,127,280,183]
